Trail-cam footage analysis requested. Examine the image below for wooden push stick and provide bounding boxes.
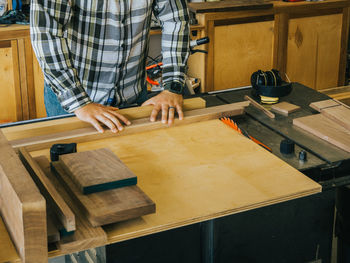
[244,95,275,119]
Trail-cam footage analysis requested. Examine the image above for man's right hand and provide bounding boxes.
[74,103,131,133]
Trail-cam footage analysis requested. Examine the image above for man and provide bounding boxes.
[30,0,190,133]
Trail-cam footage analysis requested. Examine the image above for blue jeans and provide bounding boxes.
[44,83,149,117]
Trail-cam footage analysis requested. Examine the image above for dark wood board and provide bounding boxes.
[188,0,273,13]
[51,162,156,227]
[59,148,137,194]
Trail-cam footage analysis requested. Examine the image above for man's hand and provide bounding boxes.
[142,90,184,125]
[74,103,131,133]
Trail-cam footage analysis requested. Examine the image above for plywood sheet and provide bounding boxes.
[30,119,321,244]
[309,99,340,112]
[59,148,137,194]
[293,114,350,153]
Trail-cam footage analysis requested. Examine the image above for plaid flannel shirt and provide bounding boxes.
[30,0,190,112]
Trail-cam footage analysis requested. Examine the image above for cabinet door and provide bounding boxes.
[286,14,342,90]
[0,43,21,123]
[213,21,274,91]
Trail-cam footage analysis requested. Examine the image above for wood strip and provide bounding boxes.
[11,39,23,121]
[18,38,29,120]
[309,99,340,112]
[10,101,249,151]
[2,97,206,141]
[0,130,47,262]
[24,37,37,119]
[59,148,137,194]
[244,95,275,118]
[188,0,273,13]
[321,105,350,131]
[52,161,156,227]
[293,114,350,153]
[35,156,107,254]
[19,147,76,232]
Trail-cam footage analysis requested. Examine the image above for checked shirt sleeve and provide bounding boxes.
[153,0,190,87]
[30,0,91,112]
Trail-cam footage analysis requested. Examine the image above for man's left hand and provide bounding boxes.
[142,90,183,125]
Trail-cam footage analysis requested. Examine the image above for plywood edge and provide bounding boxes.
[19,147,76,232]
[10,101,249,151]
[105,187,321,245]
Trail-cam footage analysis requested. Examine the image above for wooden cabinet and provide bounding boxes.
[188,0,350,92]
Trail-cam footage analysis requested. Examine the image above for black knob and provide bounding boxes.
[280,139,295,154]
[299,150,307,162]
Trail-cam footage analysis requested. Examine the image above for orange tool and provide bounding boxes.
[220,117,272,152]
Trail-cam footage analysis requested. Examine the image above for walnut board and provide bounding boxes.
[293,114,350,153]
[59,148,137,194]
[52,161,155,227]
[271,102,301,116]
[31,119,321,246]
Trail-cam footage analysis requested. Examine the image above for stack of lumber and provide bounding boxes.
[293,99,350,153]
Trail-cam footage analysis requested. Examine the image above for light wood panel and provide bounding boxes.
[321,105,350,131]
[0,216,20,263]
[52,161,155,227]
[0,46,18,122]
[9,101,249,151]
[19,147,76,232]
[2,97,206,142]
[286,14,342,90]
[35,157,107,255]
[60,148,137,194]
[0,130,47,263]
[214,20,274,90]
[293,114,350,153]
[271,102,300,116]
[309,99,340,112]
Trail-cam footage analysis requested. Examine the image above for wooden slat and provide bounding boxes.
[18,38,29,120]
[11,39,23,121]
[0,130,47,263]
[338,7,350,86]
[2,97,206,141]
[188,0,273,13]
[19,147,76,232]
[271,102,301,116]
[59,148,137,194]
[35,156,107,255]
[52,161,155,227]
[9,101,249,151]
[24,37,37,119]
[244,96,275,118]
[309,99,340,112]
[293,114,350,153]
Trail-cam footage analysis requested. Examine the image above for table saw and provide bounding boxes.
[0,83,349,263]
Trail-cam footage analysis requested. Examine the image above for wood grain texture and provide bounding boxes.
[309,99,340,112]
[188,0,272,13]
[0,46,18,122]
[214,20,274,90]
[2,97,206,142]
[59,148,137,194]
[286,14,342,90]
[244,95,275,118]
[293,114,350,153]
[9,101,249,151]
[271,102,301,116]
[0,216,20,263]
[32,51,46,118]
[0,130,47,263]
[47,214,60,244]
[19,147,76,232]
[52,161,155,227]
[56,119,320,245]
[35,156,107,255]
[321,105,350,131]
